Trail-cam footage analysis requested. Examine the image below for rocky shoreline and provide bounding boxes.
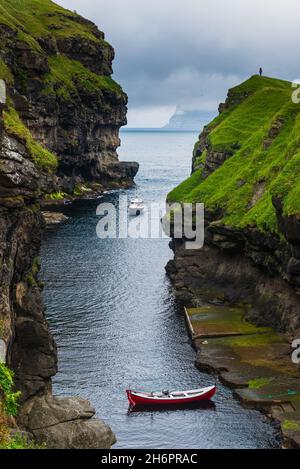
[42,211,69,226]
[165,76,300,449]
[166,240,300,449]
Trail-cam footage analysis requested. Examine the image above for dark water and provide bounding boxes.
[41,131,280,449]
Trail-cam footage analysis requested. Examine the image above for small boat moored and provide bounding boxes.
[128,198,144,216]
[126,385,216,407]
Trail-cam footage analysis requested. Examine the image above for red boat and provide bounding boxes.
[126,385,216,407]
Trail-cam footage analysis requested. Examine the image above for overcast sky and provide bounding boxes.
[57,0,299,127]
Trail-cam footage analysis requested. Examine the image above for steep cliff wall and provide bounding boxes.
[167,76,300,335]
[0,0,138,196]
[0,80,115,448]
[0,0,132,447]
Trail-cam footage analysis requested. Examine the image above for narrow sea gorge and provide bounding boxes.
[41,131,281,449]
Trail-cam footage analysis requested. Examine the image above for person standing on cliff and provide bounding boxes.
[259,67,263,76]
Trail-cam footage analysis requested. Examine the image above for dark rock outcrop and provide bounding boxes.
[0,0,138,194]
[19,396,116,449]
[0,76,116,447]
[167,238,300,335]
[167,199,300,335]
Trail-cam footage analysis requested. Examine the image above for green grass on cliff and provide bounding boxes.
[0,363,44,449]
[3,103,58,172]
[0,0,105,46]
[168,75,300,233]
[0,59,13,84]
[0,1,124,99]
[0,363,20,417]
[0,0,124,177]
[44,55,123,100]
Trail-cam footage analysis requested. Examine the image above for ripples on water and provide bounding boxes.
[41,131,281,449]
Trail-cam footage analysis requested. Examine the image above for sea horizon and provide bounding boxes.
[121,127,200,133]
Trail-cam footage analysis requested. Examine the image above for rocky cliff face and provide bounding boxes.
[167,76,300,336]
[0,0,133,447]
[0,0,138,195]
[0,80,115,448]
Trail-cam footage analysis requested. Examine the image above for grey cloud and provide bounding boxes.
[57,0,300,121]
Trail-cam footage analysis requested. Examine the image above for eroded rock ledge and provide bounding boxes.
[167,240,300,448]
[19,396,116,449]
[167,236,300,335]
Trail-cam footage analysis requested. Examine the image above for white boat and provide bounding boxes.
[128,198,144,216]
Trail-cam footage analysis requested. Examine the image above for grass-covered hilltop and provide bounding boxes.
[0,0,121,93]
[0,0,138,199]
[167,75,300,335]
[167,76,300,449]
[168,75,299,233]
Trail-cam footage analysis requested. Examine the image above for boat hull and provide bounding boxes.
[126,386,216,407]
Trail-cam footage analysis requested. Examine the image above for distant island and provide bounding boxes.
[122,110,216,132]
[163,110,216,131]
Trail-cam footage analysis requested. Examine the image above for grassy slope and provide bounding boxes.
[0,0,122,95]
[0,0,123,172]
[168,75,300,233]
[0,0,103,46]
[44,55,123,100]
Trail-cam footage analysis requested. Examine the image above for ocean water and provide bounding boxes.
[40,130,281,449]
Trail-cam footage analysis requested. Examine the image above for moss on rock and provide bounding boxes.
[0,59,13,85]
[3,103,58,173]
[45,191,66,201]
[248,377,272,389]
[0,0,104,46]
[44,55,123,101]
[0,363,44,449]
